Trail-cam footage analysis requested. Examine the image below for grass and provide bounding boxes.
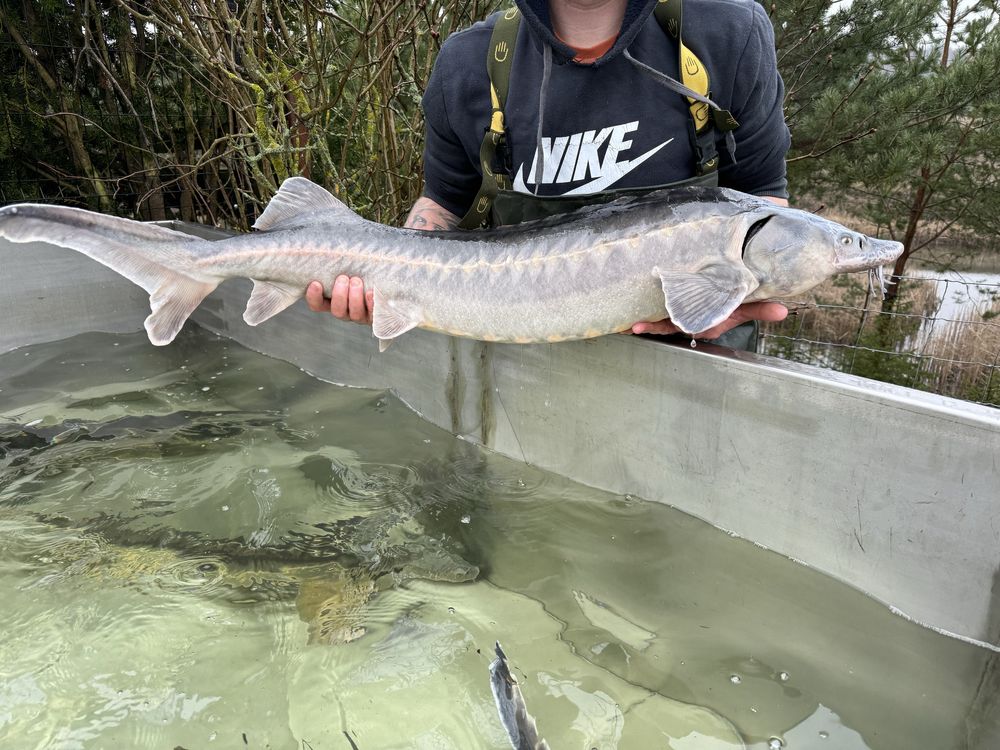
[921,298,1000,404]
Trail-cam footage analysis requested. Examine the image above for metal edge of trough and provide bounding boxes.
[2,227,998,650]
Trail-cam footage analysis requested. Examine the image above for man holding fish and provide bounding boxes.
[308,0,792,345]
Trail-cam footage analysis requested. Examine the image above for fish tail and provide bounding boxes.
[0,203,219,345]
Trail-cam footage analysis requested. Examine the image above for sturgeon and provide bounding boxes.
[0,177,902,350]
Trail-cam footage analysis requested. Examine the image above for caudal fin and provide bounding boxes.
[0,203,219,345]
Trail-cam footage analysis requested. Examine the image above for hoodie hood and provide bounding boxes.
[514,0,659,67]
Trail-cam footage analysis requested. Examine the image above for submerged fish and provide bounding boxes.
[0,178,903,349]
[17,528,374,645]
[489,641,550,750]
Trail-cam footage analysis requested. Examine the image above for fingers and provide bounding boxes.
[306,276,373,325]
[741,300,789,324]
[330,275,350,319]
[305,281,328,312]
[630,320,680,335]
[348,277,367,323]
[631,301,789,339]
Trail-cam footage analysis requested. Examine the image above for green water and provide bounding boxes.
[0,330,996,750]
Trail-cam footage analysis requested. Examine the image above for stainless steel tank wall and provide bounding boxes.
[2,231,999,651]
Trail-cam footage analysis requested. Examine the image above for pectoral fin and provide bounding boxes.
[244,280,302,325]
[372,287,422,352]
[656,262,758,335]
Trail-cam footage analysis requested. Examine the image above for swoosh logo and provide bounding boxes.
[512,138,673,195]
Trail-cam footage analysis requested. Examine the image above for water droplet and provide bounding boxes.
[690,338,697,348]
[460,515,471,524]
[423,439,431,444]
[819,731,829,739]
[729,674,742,684]
[201,386,210,391]
[768,737,784,749]
[778,671,790,681]
[447,607,456,614]
[221,505,230,511]
[113,342,119,346]
[257,386,264,391]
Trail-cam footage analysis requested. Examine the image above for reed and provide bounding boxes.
[920,299,1000,404]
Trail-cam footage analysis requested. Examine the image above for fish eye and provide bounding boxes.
[840,235,854,246]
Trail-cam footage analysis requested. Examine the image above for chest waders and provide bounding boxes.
[457,0,758,351]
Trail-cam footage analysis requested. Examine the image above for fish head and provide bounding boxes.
[741,207,904,298]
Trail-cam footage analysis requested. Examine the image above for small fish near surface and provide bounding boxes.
[0,178,903,351]
[490,641,551,750]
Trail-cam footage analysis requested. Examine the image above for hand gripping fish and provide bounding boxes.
[489,641,551,750]
[0,178,902,350]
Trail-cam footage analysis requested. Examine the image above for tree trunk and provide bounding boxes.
[884,166,931,308]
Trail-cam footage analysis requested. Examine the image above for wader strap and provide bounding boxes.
[458,7,521,229]
[653,0,738,175]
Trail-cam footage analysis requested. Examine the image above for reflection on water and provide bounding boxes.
[0,330,996,749]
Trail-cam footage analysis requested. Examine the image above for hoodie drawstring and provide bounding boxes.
[533,42,553,196]
[622,48,737,163]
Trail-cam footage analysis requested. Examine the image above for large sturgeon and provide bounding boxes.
[0,177,902,350]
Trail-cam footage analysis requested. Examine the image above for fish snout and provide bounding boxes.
[834,233,904,273]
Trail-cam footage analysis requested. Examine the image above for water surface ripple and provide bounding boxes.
[0,330,996,749]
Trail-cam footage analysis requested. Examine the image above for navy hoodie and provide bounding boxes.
[421,0,791,218]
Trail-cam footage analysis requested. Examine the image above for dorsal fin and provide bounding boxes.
[253,177,358,231]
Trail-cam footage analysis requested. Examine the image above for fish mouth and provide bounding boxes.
[832,237,903,299]
[834,237,904,274]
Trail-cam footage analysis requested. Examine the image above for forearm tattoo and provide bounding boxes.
[404,197,460,231]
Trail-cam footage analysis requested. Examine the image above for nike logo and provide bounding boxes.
[512,121,673,196]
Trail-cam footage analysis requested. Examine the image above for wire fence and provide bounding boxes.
[760,272,1000,407]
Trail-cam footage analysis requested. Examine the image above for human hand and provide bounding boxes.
[629,300,788,339]
[305,275,374,325]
